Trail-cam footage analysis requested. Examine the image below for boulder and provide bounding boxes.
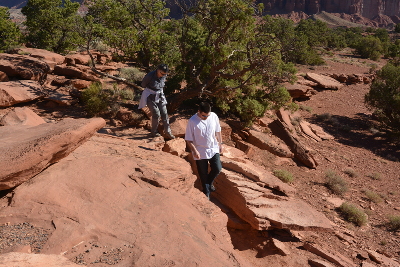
[169,116,189,138]
[367,250,399,267]
[306,73,344,90]
[0,54,50,83]
[269,119,318,169]
[162,137,187,157]
[0,107,46,126]
[65,53,91,65]
[0,80,45,107]
[11,47,65,65]
[0,135,251,267]
[0,118,106,190]
[299,120,322,142]
[71,79,92,89]
[53,65,99,81]
[44,91,75,106]
[247,129,294,158]
[284,83,317,99]
[214,169,333,231]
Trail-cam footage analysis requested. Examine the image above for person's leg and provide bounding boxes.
[146,94,160,135]
[208,153,222,190]
[195,159,211,198]
[157,101,174,139]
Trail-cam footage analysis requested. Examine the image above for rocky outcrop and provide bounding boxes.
[0,253,80,267]
[0,80,44,107]
[306,73,344,90]
[0,118,106,190]
[0,134,251,267]
[0,54,50,83]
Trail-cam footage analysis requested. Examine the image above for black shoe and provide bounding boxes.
[151,132,161,137]
[210,184,216,192]
[165,133,175,140]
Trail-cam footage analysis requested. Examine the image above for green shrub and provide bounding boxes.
[119,67,146,84]
[388,215,400,230]
[273,169,294,183]
[363,190,383,203]
[325,170,348,195]
[299,105,313,113]
[0,7,22,52]
[81,82,110,116]
[339,202,368,226]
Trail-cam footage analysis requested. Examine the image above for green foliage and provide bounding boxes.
[325,169,348,195]
[273,169,294,183]
[395,23,400,33]
[166,0,296,125]
[81,82,110,116]
[22,0,83,54]
[354,36,383,61]
[339,202,368,227]
[365,63,400,133]
[86,0,179,68]
[0,7,22,52]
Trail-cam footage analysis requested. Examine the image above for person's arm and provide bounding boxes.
[141,73,151,88]
[186,140,200,159]
[215,131,223,155]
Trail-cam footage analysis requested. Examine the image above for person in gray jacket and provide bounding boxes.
[139,64,175,139]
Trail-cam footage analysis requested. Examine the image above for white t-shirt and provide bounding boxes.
[185,112,221,160]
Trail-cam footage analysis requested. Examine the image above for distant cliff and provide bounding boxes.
[260,0,400,19]
[2,0,399,21]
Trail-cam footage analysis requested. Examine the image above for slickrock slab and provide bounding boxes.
[299,120,322,142]
[0,118,106,190]
[284,83,317,99]
[214,169,333,231]
[0,80,44,107]
[306,73,344,90]
[0,107,46,126]
[308,258,336,267]
[220,156,295,197]
[309,123,335,140]
[247,129,294,158]
[303,242,357,267]
[367,250,400,267]
[0,252,80,267]
[53,65,99,81]
[0,135,250,267]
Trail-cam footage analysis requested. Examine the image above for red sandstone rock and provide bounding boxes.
[0,80,45,107]
[163,137,187,156]
[0,118,106,190]
[306,73,344,90]
[0,54,50,82]
[0,70,9,82]
[0,107,46,126]
[247,129,294,158]
[0,252,80,267]
[303,242,357,267]
[12,47,65,65]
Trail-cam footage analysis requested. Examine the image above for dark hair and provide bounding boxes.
[157,64,169,73]
[198,102,211,113]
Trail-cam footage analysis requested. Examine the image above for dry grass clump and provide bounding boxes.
[388,215,400,231]
[119,67,146,84]
[273,169,294,183]
[339,202,368,226]
[325,169,348,195]
[343,168,358,178]
[363,189,383,203]
[367,172,382,180]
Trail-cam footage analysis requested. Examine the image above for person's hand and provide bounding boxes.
[193,150,201,160]
[219,143,224,156]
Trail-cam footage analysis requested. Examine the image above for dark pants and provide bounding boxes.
[146,94,171,135]
[195,153,222,196]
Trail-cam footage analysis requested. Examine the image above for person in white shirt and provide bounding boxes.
[185,102,223,199]
[139,64,175,139]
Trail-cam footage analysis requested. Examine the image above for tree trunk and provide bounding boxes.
[167,87,203,113]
